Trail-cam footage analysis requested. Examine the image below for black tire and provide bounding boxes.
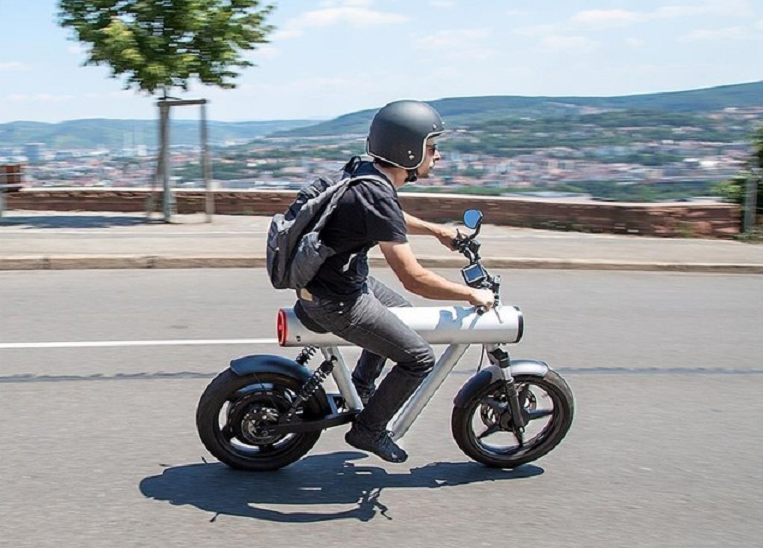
[451,371,574,468]
[196,369,327,471]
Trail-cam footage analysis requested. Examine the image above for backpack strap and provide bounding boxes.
[311,173,392,233]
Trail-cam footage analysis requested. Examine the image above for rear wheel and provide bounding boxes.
[196,369,326,471]
[451,371,574,468]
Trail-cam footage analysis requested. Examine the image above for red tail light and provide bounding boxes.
[276,309,287,346]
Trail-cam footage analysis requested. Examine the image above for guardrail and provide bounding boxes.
[0,163,24,219]
[0,184,24,219]
[0,187,742,238]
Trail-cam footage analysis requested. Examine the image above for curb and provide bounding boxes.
[1,255,762,274]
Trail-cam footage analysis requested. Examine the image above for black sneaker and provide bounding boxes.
[345,423,408,463]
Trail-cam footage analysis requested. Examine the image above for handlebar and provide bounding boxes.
[453,225,502,314]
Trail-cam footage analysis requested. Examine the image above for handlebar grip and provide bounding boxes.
[475,305,487,316]
[452,236,469,252]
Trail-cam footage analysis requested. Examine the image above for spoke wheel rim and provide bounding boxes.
[215,383,304,459]
[468,379,562,459]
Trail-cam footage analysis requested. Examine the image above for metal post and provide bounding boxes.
[743,170,759,234]
[0,180,5,220]
[154,97,209,223]
[159,100,176,222]
[201,101,214,222]
[0,165,13,220]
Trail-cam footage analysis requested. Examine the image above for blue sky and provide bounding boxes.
[0,0,761,123]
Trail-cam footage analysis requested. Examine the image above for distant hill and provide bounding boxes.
[0,119,320,151]
[1,81,760,150]
[274,80,763,138]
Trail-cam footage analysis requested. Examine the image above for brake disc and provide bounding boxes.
[228,389,292,445]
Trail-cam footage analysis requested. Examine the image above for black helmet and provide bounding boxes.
[366,100,444,170]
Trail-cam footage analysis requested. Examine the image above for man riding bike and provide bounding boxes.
[297,100,494,463]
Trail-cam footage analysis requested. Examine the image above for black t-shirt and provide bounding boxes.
[306,162,407,299]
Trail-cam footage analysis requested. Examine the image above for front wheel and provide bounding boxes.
[451,371,574,468]
[196,369,326,471]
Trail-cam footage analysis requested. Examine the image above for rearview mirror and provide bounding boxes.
[463,209,483,229]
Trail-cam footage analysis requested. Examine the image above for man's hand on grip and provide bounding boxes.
[468,288,494,310]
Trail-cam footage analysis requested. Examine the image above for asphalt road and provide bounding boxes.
[1,269,761,548]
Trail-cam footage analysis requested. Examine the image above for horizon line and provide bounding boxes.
[1,79,761,126]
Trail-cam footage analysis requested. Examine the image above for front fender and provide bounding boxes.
[453,360,550,409]
[229,354,313,383]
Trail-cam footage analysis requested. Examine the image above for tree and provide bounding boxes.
[715,125,763,231]
[58,0,276,219]
[58,0,275,95]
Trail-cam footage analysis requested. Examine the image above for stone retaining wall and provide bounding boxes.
[3,187,741,238]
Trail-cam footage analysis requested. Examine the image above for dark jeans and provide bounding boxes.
[298,277,435,431]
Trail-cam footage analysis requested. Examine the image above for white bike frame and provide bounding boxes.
[278,304,533,441]
[319,342,472,440]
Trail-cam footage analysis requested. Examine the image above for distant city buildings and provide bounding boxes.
[23,143,46,163]
[2,105,759,201]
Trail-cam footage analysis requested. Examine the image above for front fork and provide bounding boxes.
[484,278,525,432]
[486,344,527,442]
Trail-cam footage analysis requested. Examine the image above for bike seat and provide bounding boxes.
[293,300,329,334]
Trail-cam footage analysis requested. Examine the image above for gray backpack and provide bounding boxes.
[266,158,388,290]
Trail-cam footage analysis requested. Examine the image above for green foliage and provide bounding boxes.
[714,173,748,205]
[753,124,763,170]
[713,125,763,214]
[58,0,275,95]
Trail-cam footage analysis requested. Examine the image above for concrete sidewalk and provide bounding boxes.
[0,211,761,273]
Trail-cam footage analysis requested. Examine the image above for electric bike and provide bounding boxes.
[196,209,574,470]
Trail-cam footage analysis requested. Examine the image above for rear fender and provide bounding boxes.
[229,354,332,416]
[453,360,550,409]
[229,354,313,382]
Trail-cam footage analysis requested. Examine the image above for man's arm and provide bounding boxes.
[403,212,460,250]
[379,241,493,307]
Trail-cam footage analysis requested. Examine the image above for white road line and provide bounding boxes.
[0,230,267,236]
[0,338,278,349]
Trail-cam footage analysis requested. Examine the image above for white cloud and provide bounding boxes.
[624,37,645,49]
[541,36,600,54]
[271,29,303,40]
[572,1,756,29]
[318,0,371,7]
[414,29,496,59]
[230,75,377,98]
[691,0,755,18]
[275,1,408,39]
[572,10,646,27]
[246,45,280,60]
[108,90,143,100]
[426,66,462,80]
[677,26,760,41]
[67,44,88,56]
[653,5,704,18]
[513,24,558,37]
[8,93,75,103]
[0,62,30,72]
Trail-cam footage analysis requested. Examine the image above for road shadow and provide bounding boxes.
[139,451,543,522]
[0,214,151,229]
